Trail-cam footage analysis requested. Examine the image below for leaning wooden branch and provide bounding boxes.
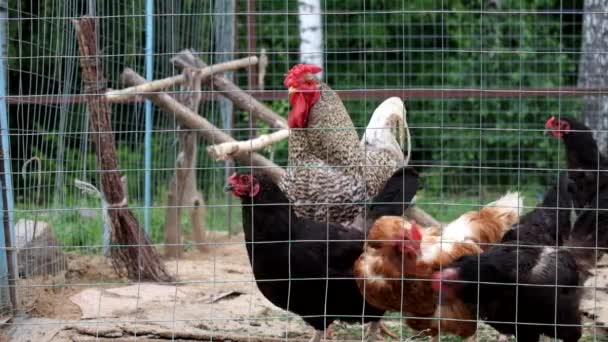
[72,16,172,282]
[65,323,290,342]
[207,129,289,160]
[105,56,258,102]
[120,68,284,182]
[172,49,288,129]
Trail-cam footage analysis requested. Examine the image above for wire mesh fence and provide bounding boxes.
[1,0,607,341]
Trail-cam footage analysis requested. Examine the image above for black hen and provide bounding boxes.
[431,174,607,342]
[545,115,608,211]
[226,167,419,342]
[501,172,574,246]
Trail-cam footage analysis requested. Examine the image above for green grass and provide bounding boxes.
[14,194,242,253]
[332,319,514,341]
[11,185,545,253]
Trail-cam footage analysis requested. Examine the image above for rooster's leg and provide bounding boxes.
[378,321,397,338]
[324,324,334,340]
[365,321,397,340]
[309,330,323,342]
[364,321,380,342]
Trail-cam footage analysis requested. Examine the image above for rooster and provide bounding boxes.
[354,192,522,341]
[544,115,608,212]
[279,64,367,226]
[279,64,409,227]
[432,173,608,342]
[226,167,419,342]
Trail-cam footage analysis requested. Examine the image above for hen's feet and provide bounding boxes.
[309,330,323,342]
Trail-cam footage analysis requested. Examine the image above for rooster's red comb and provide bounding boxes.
[284,64,322,88]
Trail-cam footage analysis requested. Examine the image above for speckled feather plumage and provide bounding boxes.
[279,156,368,226]
[281,81,406,226]
[363,147,404,197]
[281,82,368,225]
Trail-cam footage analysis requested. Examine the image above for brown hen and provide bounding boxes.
[354,192,522,341]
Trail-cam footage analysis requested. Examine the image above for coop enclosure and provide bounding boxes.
[0,0,606,341]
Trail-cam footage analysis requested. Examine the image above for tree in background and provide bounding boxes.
[578,0,608,153]
[298,0,323,78]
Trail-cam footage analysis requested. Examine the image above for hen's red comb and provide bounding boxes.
[410,222,423,242]
[283,64,323,88]
[227,172,238,182]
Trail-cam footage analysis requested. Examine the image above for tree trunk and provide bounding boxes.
[578,0,608,153]
[164,67,207,258]
[298,0,323,77]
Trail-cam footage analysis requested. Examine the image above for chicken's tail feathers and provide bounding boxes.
[362,97,411,164]
[366,166,420,221]
[482,191,523,228]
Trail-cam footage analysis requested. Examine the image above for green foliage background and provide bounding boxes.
[6,0,586,245]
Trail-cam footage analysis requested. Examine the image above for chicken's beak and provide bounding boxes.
[223,183,234,193]
[288,87,296,95]
[543,128,550,136]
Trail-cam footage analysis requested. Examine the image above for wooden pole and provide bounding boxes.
[105,57,258,102]
[173,49,287,129]
[73,17,172,282]
[163,66,208,258]
[120,68,285,182]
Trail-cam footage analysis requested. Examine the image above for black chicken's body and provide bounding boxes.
[233,167,419,334]
[549,116,608,211]
[501,172,574,246]
[436,173,608,342]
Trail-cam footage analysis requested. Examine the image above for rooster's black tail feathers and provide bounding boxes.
[365,166,420,222]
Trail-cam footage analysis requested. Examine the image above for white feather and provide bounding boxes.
[485,191,524,217]
[361,97,411,164]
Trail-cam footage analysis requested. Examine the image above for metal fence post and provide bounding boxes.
[0,0,17,314]
[144,0,154,233]
[214,0,236,235]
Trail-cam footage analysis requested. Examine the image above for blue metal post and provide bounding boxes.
[143,0,154,233]
[214,0,236,235]
[0,0,16,313]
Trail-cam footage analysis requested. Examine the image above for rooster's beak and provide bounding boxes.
[288,87,296,95]
[223,183,234,193]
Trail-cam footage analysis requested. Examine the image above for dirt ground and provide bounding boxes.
[2,231,608,341]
